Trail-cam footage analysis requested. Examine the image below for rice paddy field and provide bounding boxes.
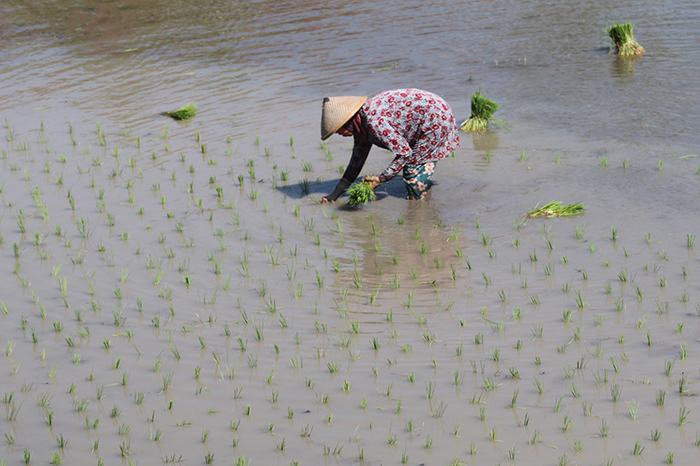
[2,1,700,465]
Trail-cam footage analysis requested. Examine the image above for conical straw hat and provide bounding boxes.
[321,95,367,140]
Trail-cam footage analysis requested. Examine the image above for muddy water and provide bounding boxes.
[2,1,700,465]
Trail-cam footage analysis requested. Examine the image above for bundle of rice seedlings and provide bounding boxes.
[164,102,198,120]
[460,88,501,132]
[606,22,645,57]
[346,180,377,206]
[526,202,585,218]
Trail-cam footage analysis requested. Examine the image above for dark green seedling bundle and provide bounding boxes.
[606,22,644,57]
[526,202,585,218]
[164,102,198,120]
[460,88,501,132]
[346,180,377,206]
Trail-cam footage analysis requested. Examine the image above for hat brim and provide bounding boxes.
[321,96,367,141]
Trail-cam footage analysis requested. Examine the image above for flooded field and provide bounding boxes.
[2,1,700,465]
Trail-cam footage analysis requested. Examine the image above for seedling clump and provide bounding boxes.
[606,22,645,57]
[460,87,501,132]
[346,180,377,206]
[526,202,585,218]
[164,102,198,120]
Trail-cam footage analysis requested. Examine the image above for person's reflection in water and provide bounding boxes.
[329,195,459,309]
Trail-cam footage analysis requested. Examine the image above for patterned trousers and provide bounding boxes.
[403,161,437,200]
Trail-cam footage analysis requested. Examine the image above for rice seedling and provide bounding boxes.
[656,389,666,406]
[678,406,690,427]
[606,22,645,57]
[562,415,574,432]
[628,399,639,420]
[346,180,377,206]
[460,87,501,132]
[632,440,645,455]
[534,377,545,394]
[526,202,585,218]
[611,384,622,402]
[666,452,674,464]
[488,426,498,441]
[553,395,564,412]
[430,401,448,418]
[164,102,197,120]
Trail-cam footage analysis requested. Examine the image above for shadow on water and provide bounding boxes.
[276,176,409,201]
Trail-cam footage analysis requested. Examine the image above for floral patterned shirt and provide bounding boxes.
[346,88,460,182]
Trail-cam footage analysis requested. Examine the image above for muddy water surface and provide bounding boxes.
[1,1,700,465]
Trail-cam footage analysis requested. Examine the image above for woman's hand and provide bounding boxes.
[363,175,381,190]
[321,197,332,204]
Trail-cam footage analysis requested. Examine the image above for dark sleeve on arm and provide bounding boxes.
[324,136,372,201]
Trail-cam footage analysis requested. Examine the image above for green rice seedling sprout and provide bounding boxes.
[656,389,666,406]
[489,427,498,442]
[526,202,585,218]
[562,415,574,432]
[164,102,197,120]
[534,377,545,394]
[628,400,639,420]
[611,384,622,402]
[606,22,645,57]
[430,401,448,418]
[460,87,501,132]
[346,179,377,206]
[554,396,564,412]
[632,440,645,456]
[528,430,541,444]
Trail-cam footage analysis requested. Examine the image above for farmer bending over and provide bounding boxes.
[321,88,460,202]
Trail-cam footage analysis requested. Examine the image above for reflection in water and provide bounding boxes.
[471,130,501,152]
[609,55,639,78]
[330,196,458,309]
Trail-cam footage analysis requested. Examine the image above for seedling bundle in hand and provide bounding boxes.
[526,201,585,218]
[164,102,198,120]
[460,88,501,132]
[346,180,377,206]
[606,22,645,57]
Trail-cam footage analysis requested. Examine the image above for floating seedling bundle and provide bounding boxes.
[346,180,377,206]
[526,201,585,218]
[164,102,198,120]
[606,22,645,57]
[460,88,501,132]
